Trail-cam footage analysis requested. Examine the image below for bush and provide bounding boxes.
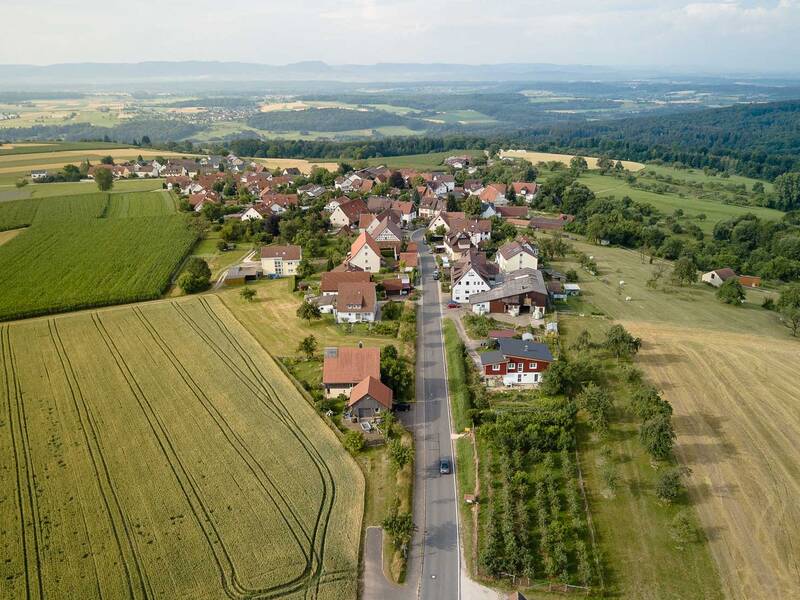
[343,430,366,454]
[716,278,745,305]
[655,467,683,503]
[381,300,403,321]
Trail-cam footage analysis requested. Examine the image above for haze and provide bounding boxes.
[2,0,799,73]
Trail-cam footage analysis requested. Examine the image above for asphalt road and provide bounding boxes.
[410,231,461,599]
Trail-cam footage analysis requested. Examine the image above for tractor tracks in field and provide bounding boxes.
[48,320,152,600]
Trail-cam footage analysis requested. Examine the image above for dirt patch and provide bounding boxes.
[259,101,310,112]
[625,321,800,600]
[0,228,25,245]
[251,157,338,174]
[500,149,645,171]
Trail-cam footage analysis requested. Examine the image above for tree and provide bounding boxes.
[296,301,321,324]
[655,467,684,503]
[296,334,318,359]
[774,172,800,211]
[462,195,482,216]
[669,510,697,547]
[141,135,151,146]
[716,278,746,305]
[604,324,641,358]
[296,257,315,280]
[576,383,613,433]
[596,156,614,174]
[178,257,211,294]
[94,167,114,191]
[382,506,415,552]
[388,439,413,470]
[381,345,411,400]
[777,283,800,336]
[388,170,404,188]
[671,256,697,286]
[570,155,588,174]
[446,194,458,212]
[239,287,257,302]
[561,181,594,215]
[100,155,114,165]
[640,413,676,460]
[343,430,365,454]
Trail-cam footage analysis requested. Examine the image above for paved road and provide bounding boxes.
[409,230,461,599]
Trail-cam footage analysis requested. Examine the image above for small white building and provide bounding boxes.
[701,268,737,288]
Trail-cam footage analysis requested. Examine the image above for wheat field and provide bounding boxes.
[0,295,363,600]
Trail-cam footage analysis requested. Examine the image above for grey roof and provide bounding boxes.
[480,351,506,366]
[498,338,553,361]
[468,268,546,304]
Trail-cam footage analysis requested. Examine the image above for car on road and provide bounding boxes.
[393,403,411,412]
[447,302,459,309]
[432,270,440,280]
[439,458,451,475]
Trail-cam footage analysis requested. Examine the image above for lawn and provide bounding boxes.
[0,296,362,600]
[442,320,472,432]
[575,171,783,233]
[0,178,165,202]
[552,240,800,599]
[0,191,196,321]
[364,150,478,170]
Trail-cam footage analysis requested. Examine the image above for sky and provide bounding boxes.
[1,0,799,72]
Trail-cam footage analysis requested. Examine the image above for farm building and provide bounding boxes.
[224,263,262,285]
[528,214,574,231]
[480,338,553,387]
[322,346,381,398]
[347,376,394,419]
[260,244,302,277]
[739,275,762,288]
[547,280,567,301]
[702,268,737,288]
[470,268,548,319]
[564,283,581,296]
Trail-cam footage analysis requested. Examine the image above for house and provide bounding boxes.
[241,205,273,221]
[282,167,302,177]
[335,173,364,193]
[322,346,381,397]
[452,218,492,246]
[260,244,302,277]
[464,180,485,195]
[399,252,418,272]
[529,214,575,231]
[330,198,369,228]
[334,282,378,323]
[371,217,403,256]
[444,230,474,260]
[419,196,446,219]
[345,232,382,273]
[30,169,49,181]
[470,268,549,319]
[324,196,347,212]
[479,183,507,206]
[480,338,553,387]
[702,268,737,288]
[347,376,393,419]
[444,155,471,169]
[298,183,326,198]
[320,271,372,295]
[512,182,539,203]
[187,191,220,212]
[428,211,466,234]
[133,162,160,178]
[451,249,499,304]
[261,193,299,214]
[166,175,191,192]
[564,283,581,296]
[496,239,539,273]
[739,275,762,288]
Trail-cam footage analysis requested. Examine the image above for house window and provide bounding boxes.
[492,364,500,372]
[517,374,522,383]
[529,362,537,369]
[508,363,516,371]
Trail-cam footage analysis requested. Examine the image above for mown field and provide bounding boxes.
[500,149,645,171]
[0,178,164,203]
[551,240,800,599]
[0,191,196,321]
[0,295,363,600]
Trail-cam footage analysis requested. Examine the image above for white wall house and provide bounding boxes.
[260,245,302,277]
[451,267,492,304]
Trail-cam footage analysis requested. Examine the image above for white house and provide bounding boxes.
[702,268,737,288]
[496,239,539,273]
[345,231,382,272]
[260,244,302,277]
[451,249,498,304]
[334,282,378,323]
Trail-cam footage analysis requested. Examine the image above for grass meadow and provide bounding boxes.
[0,295,363,599]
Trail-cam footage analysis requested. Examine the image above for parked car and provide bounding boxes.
[393,403,411,412]
[447,302,459,309]
[432,270,440,280]
[439,458,451,475]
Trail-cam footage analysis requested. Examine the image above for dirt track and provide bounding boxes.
[626,322,800,600]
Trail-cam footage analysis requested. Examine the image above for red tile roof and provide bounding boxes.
[260,244,302,260]
[322,347,381,385]
[320,271,372,293]
[348,376,393,410]
[350,231,382,258]
[336,282,377,314]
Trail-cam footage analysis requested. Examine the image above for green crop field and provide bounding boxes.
[0,191,194,321]
[0,295,363,599]
[0,179,165,203]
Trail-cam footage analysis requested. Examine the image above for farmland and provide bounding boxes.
[550,239,800,599]
[0,295,363,599]
[0,191,196,321]
[500,149,645,171]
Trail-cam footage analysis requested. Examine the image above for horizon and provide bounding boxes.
[2,1,800,72]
